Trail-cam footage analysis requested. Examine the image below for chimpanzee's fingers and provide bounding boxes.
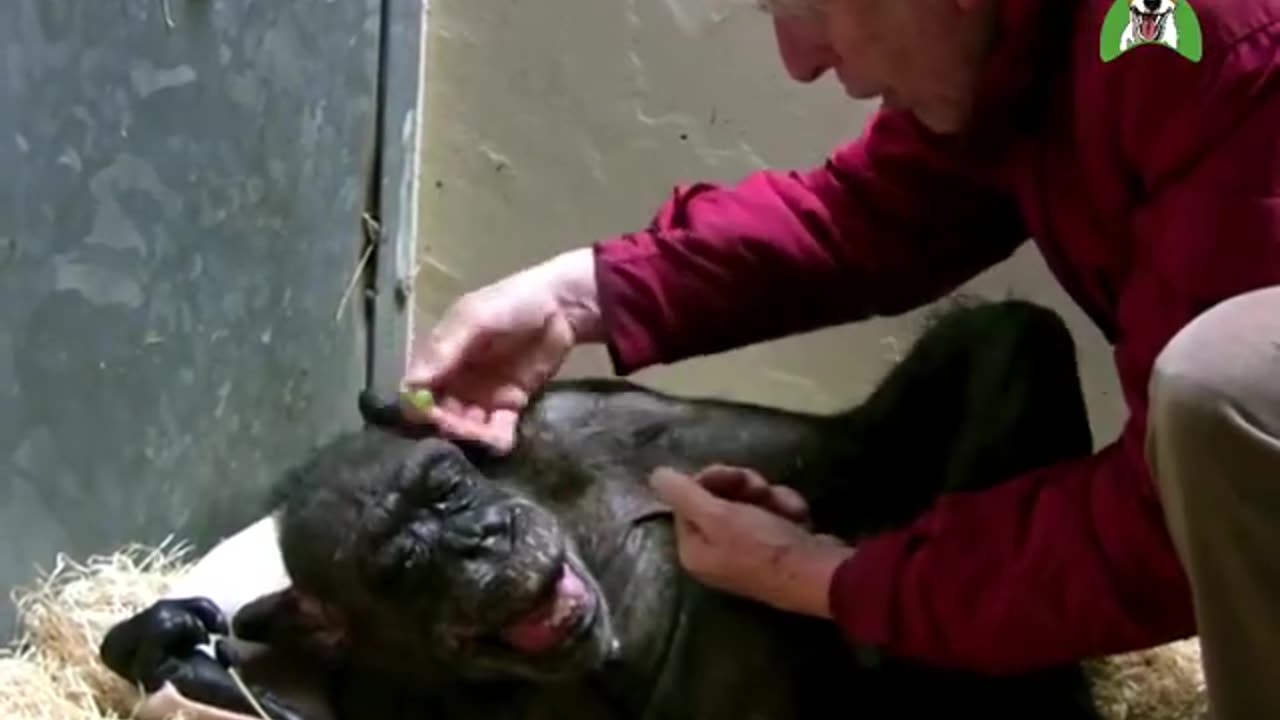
[177,597,229,637]
[213,637,244,669]
[164,653,298,718]
[129,609,209,691]
[254,688,313,720]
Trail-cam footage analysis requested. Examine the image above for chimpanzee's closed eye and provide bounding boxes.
[397,442,477,510]
[366,528,435,593]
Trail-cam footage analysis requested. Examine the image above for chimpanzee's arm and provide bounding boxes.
[99,515,325,720]
[162,515,291,617]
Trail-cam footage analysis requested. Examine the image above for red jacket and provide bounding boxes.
[591,0,1280,673]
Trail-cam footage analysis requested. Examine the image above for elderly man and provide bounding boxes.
[402,1,1280,718]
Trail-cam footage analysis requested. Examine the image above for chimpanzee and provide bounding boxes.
[100,297,1104,720]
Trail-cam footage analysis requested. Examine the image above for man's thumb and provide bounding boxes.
[649,467,721,521]
[407,325,474,387]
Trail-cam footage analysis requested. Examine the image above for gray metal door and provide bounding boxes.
[0,0,421,639]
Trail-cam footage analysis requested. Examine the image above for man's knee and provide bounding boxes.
[1149,286,1280,437]
[1147,286,1280,500]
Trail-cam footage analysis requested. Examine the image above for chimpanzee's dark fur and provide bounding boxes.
[102,298,1105,720]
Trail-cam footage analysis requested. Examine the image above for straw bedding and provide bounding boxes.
[0,540,196,719]
[0,540,1208,720]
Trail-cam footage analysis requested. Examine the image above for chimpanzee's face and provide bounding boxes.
[273,431,619,684]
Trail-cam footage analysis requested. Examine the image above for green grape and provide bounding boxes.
[402,388,435,411]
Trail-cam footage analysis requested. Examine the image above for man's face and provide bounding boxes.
[769,0,999,134]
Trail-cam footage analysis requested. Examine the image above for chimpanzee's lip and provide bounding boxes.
[489,560,597,655]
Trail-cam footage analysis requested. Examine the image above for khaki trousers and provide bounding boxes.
[1148,285,1280,720]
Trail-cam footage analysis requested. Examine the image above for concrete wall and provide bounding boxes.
[0,0,421,640]
[412,0,1127,444]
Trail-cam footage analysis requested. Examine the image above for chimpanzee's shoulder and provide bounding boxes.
[521,378,695,441]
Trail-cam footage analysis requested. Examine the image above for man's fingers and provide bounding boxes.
[649,467,725,524]
[427,405,518,455]
[691,465,810,524]
[671,514,709,544]
[405,341,463,389]
[812,533,847,547]
[768,485,811,525]
[692,465,770,504]
[436,373,530,411]
[406,303,491,388]
[488,384,531,410]
[669,514,712,577]
[482,409,520,453]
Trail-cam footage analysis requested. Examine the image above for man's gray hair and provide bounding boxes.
[662,0,824,35]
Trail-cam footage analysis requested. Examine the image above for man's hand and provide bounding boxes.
[649,466,855,618]
[687,464,813,527]
[400,248,602,454]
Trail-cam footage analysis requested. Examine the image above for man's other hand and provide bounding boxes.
[649,466,854,618]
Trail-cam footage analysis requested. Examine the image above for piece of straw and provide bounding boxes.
[1,538,194,719]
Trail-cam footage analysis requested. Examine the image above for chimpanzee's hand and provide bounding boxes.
[160,642,311,720]
[100,597,229,692]
[99,598,309,720]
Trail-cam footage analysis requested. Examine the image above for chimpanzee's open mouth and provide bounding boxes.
[1131,8,1170,42]
[493,561,596,655]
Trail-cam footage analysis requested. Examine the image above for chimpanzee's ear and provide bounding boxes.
[231,587,347,660]
[356,389,510,465]
[357,389,440,439]
[358,389,410,430]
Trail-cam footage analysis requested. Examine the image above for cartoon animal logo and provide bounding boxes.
[1100,0,1203,62]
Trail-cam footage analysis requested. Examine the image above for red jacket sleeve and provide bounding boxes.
[592,109,1029,373]
[830,26,1280,673]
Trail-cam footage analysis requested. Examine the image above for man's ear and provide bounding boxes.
[231,587,348,659]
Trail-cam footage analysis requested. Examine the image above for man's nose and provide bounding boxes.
[772,16,837,83]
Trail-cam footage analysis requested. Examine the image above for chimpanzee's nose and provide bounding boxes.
[445,504,514,556]
[1143,0,1161,12]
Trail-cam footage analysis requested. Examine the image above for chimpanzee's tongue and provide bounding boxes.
[1140,15,1158,40]
[500,566,588,653]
